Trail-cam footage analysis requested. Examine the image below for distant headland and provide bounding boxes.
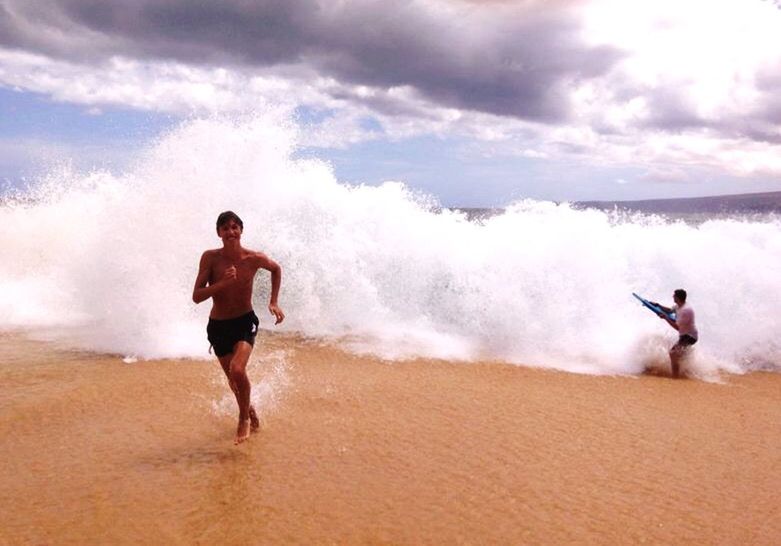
[576,190,781,214]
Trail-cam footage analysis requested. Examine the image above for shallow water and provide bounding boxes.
[2,332,779,545]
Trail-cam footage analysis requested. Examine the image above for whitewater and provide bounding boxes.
[1,114,780,376]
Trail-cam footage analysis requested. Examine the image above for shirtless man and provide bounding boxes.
[192,211,285,444]
[652,289,698,379]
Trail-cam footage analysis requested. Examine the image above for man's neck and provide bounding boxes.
[222,241,242,258]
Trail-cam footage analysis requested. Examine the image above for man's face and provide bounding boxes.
[217,219,242,242]
[673,293,682,305]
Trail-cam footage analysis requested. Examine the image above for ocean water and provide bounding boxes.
[1,114,780,376]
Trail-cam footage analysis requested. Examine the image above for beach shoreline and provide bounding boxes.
[1,332,779,544]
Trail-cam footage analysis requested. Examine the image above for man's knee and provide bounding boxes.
[229,360,247,379]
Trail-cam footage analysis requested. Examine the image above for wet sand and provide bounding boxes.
[1,332,779,545]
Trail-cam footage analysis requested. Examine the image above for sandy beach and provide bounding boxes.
[1,331,779,545]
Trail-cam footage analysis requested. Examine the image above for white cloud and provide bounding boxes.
[638,167,692,185]
[0,49,289,113]
[1,0,781,183]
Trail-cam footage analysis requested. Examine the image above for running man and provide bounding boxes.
[193,211,285,444]
[652,289,698,379]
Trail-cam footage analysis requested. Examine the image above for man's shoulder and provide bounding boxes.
[242,247,266,258]
[242,248,272,268]
[200,249,222,261]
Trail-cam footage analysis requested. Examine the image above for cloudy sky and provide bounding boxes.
[1,0,781,206]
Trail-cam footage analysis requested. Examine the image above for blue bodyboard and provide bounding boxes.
[632,293,676,322]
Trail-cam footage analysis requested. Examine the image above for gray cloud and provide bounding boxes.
[756,69,781,127]
[640,88,707,132]
[587,77,781,146]
[0,0,623,122]
[641,85,781,145]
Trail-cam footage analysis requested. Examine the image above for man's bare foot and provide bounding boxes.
[249,406,260,432]
[234,419,251,445]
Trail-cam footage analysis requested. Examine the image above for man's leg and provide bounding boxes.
[229,341,254,443]
[217,352,259,431]
[669,344,683,379]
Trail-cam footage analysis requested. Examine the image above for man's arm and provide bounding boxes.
[192,252,236,304]
[651,301,674,314]
[659,313,679,331]
[252,252,285,324]
[650,300,679,330]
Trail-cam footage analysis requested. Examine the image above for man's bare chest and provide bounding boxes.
[210,256,257,284]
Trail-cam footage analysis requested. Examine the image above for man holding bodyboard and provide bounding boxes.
[635,289,698,378]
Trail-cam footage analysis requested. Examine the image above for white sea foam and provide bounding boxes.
[1,114,780,375]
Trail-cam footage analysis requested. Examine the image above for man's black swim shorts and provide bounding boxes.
[677,334,698,347]
[207,311,260,357]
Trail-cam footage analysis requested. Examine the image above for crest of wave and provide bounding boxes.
[1,113,780,376]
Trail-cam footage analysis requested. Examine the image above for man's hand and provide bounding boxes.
[268,303,285,325]
[220,266,238,285]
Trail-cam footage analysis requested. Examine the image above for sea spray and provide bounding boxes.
[211,349,291,420]
[1,114,780,375]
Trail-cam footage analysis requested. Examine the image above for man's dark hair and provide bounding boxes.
[674,289,687,302]
[216,211,243,230]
